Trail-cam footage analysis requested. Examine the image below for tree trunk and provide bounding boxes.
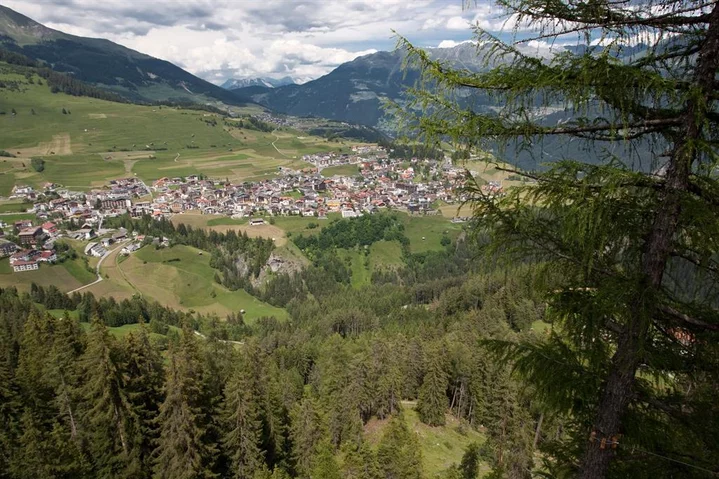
[533,412,544,450]
[579,5,719,478]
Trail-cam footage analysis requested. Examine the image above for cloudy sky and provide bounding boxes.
[3,0,519,85]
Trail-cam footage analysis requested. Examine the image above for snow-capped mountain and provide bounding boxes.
[221,76,296,90]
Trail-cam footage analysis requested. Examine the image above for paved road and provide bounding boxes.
[67,240,130,294]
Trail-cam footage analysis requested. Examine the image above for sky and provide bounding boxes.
[2,0,519,85]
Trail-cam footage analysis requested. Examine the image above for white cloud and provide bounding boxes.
[446,16,471,30]
[3,0,504,83]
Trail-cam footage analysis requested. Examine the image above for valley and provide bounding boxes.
[0,2,715,479]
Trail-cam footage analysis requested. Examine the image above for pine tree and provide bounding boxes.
[221,359,265,479]
[79,318,137,476]
[417,344,448,426]
[153,326,217,479]
[399,1,719,477]
[376,413,422,479]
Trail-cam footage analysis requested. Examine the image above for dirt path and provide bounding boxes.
[271,129,291,158]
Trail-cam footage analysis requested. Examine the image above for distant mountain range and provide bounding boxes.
[0,4,244,106]
[230,42,490,127]
[221,76,296,90]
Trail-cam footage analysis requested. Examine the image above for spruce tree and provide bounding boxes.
[153,326,217,479]
[46,313,84,442]
[123,323,164,476]
[289,391,326,478]
[458,443,481,479]
[376,413,422,479]
[417,344,448,426]
[400,1,719,477]
[221,359,265,479]
[342,441,381,479]
[0,329,21,477]
[309,440,342,479]
[79,318,137,476]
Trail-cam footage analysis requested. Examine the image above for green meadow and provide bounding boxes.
[0,62,356,192]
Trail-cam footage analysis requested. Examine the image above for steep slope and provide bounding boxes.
[0,4,243,105]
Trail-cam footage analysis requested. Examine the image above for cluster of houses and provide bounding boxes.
[0,145,498,274]
[0,219,60,273]
[146,147,475,219]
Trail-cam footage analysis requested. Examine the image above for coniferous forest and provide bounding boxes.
[2,1,719,478]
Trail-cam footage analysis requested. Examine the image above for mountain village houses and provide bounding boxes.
[1,146,489,274]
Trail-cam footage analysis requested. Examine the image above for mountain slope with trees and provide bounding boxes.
[0,5,246,106]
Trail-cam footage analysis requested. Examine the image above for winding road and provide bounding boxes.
[67,239,130,294]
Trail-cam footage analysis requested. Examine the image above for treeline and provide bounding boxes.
[37,67,128,103]
[27,283,193,329]
[0,47,36,67]
[0,254,546,478]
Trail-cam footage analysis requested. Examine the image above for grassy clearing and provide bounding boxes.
[364,403,486,478]
[438,201,473,218]
[112,245,287,322]
[46,309,80,320]
[337,248,371,288]
[272,214,340,236]
[172,212,287,245]
[0,212,36,222]
[400,213,464,254]
[0,258,11,274]
[77,321,181,341]
[369,240,404,270]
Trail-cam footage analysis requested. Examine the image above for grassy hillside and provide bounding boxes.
[0,256,95,292]
[85,244,287,322]
[0,62,356,193]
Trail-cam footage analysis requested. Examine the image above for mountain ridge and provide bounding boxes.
[230,42,490,127]
[0,4,246,106]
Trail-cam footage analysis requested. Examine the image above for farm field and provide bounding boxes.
[0,63,357,192]
[89,244,288,322]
